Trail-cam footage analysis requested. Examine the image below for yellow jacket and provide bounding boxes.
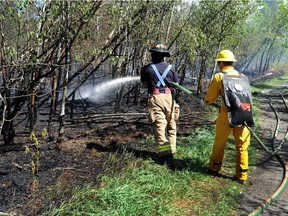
[204,65,240,114]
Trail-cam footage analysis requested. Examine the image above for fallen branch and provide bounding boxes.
[0,212,15,216]
[74,112,147,119]
[12,162,27,171]
[66,113,147,124]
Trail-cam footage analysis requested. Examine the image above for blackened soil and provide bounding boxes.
[0,90,207,215]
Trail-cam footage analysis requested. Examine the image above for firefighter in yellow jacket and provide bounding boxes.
[204,50,253,184]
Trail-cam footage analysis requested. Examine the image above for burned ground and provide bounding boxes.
[0,88,208,215]
[0,72,287,215]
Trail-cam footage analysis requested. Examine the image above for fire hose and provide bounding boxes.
[173,82,288,215]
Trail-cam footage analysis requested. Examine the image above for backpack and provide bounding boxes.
[222,72,254,128]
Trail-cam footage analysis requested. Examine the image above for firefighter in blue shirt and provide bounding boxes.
[141,41,180,160]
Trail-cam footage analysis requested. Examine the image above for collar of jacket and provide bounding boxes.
[221,65,234,72]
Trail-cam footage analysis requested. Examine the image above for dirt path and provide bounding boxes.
[238,84,288,215]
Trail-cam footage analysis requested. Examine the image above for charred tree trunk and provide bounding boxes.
[209,41,222,84]
[0,93,6,139]
[277,47,285,62]
[48,42,62,140]
[258,41,270,76]
[0,31,15,144]
[263,42,274,74]
[48,69,57,140]
[70,92,75,119]
[114,85,125,113]
[29,66,37,132]
[165,2,174,44]
[2,119,14,144]
[57,65,66,143]
[57,1,70,143]
[197,54,207,94]
[241,48,260,73]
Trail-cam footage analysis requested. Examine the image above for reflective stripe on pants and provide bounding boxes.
[158,142,173,156]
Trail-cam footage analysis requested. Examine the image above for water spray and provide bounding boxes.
[76,76,140,101]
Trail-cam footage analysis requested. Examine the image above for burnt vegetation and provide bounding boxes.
[0,0,288,215]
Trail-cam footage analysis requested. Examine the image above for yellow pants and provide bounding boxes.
[148,94,178,156]
[209,109,251,181]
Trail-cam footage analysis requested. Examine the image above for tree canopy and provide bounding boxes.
[0,0,287,144]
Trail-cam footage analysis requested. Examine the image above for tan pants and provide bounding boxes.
[209,108,250,181]
[148,94,179,156]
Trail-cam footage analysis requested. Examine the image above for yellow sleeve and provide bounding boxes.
[204,73,223,104]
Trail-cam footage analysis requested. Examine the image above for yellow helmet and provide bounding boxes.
[215,50,237,62]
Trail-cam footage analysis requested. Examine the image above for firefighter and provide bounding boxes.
[140,41,180,161]
[203,50,252,184]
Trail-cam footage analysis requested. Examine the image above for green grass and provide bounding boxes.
[45,126,246,216]
[251,72,288,93]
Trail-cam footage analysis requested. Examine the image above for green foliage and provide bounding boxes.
[25,131,42,191]
[139,135,156,145]
[42,128,48,139]
[238,0,288,74]
[4,47,17,58]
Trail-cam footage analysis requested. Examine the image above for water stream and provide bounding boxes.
[75,76,140,102]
